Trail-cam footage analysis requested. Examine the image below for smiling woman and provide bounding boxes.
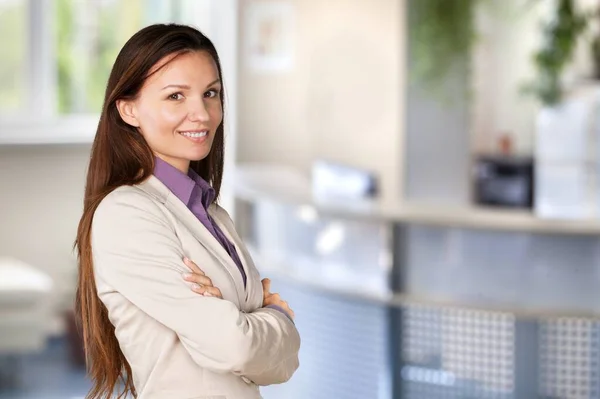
[74,23,300,399]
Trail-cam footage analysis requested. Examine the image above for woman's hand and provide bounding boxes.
[182,257,223,298]
[262,278,295,320]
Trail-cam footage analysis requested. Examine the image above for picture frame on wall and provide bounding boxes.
[243,0,295,73]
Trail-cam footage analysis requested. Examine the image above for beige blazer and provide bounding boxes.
[91,175,300,399]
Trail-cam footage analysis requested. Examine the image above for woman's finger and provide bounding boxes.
[183,272,213,287]
[262,278,271,290]
[261,278,271,297]
[207,286,223,298]
[183,257,205,275]
[282,302,295,319]
[191,284,223,299]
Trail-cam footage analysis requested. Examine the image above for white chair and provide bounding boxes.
[0,257,54,355]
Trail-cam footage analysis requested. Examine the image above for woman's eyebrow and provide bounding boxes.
[161,79,221,91]
[161,84,191,90]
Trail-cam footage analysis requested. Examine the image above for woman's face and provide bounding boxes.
[118,51,223,173]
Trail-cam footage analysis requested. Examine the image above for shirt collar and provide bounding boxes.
[153,157,214,208]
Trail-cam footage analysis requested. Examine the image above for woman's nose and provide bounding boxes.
[188,99,210,122]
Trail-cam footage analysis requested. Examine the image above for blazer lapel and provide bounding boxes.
[137,176,246,305]
[208,207,256,304]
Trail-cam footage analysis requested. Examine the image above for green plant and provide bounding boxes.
[523,0,588,106]
[588,6,600,79]
[592,34,600,79]
[409,0,480,95]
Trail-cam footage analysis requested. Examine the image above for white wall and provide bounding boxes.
[237,0,406,203]
[471,0,547,155]
[0,145,90,313]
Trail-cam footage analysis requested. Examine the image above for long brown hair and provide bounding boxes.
[74,24,226,399]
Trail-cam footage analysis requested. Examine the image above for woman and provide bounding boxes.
[75,24,300,399]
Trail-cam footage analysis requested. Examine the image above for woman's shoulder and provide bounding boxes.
[95,184,164,222]
[101,184,154,206]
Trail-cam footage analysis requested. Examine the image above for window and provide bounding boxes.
[0,0,236,205]
[55,0,188,115]
[0,0,237,147]
[0,0,210,119]
[0,0,28,114]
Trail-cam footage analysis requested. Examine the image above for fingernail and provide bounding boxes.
[203,292,214,297]
[182,272,192,280]
[191,283,201,290]
[183,257,190,263]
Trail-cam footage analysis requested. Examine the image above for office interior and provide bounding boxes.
[2,0,600,398]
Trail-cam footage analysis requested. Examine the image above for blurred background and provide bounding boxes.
[2,0,600,398]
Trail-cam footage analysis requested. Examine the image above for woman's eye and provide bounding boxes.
[168,92,183,100]
[204,89,219,98]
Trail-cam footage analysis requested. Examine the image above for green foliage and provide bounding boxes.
[409,0,480,95]
[56,0,73,114]
[589,8,600,79]
[55,0,143,114]
[522,0,588,106]
[0,4,27,111]
[592,34,600,78]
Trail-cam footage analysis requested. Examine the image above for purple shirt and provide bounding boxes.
[153,157,247,287]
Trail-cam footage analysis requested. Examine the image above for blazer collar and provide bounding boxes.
[136,175,170,203]
[136,176,247,307]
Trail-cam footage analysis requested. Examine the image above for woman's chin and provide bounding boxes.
[185,150,211,162]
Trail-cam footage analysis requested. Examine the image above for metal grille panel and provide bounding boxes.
[260,278,391,399]
[402,304,516,399]
[539,318,600,399]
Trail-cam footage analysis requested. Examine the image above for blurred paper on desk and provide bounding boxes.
[311,160,378,201]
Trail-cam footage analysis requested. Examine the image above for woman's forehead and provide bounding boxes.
[144,51,220,88]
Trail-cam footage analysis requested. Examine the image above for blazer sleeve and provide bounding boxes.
[239,325,300,386]
[210,205,300,385]
[91,189,300,380]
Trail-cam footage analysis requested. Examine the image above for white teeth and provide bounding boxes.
[180,131,207,138]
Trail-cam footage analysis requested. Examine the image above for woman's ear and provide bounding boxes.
[116,99,140,127]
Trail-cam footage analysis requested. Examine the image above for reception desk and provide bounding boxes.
[233,164,600,399]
